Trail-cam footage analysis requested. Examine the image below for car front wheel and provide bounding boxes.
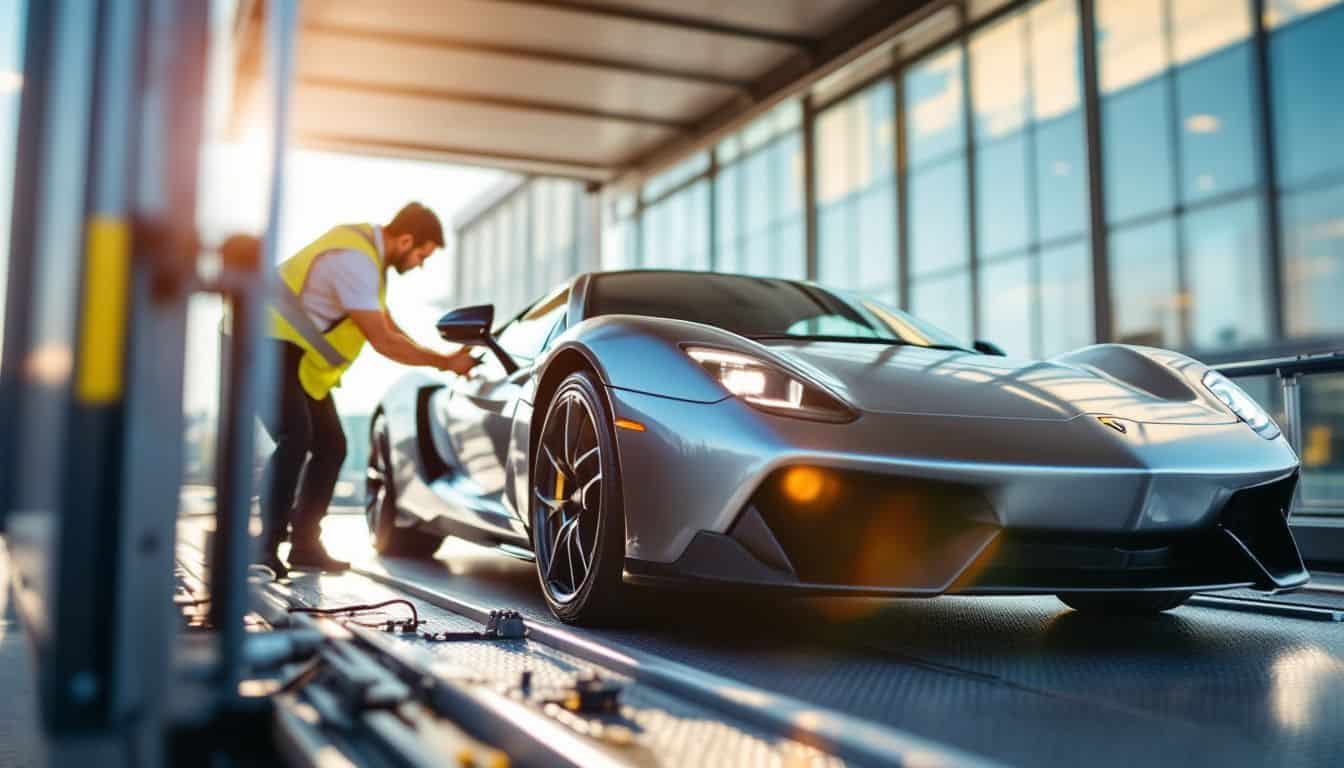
[531,370,628,624]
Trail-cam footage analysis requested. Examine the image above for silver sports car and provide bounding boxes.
[366,270,1307,624]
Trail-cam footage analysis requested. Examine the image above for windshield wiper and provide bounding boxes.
[746,334,971,352]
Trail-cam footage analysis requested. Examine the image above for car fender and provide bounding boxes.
[376,371,445,507]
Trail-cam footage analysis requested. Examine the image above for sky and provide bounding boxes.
[0,0,506,418]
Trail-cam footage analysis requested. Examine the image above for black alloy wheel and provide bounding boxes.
[531,370,627,623]
[366,412,443,559]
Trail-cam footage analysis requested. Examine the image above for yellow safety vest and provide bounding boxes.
[267,223,387,400]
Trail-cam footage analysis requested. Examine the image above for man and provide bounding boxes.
[259,202,478,576]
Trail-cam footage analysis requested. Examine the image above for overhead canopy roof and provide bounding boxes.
[232,0,946,185]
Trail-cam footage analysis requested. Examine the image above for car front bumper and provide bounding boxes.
[608,387,1306,595]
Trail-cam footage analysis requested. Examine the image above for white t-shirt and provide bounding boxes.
[299,226,384,330]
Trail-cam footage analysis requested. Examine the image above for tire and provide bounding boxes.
[1057,591,1193,615]
[366,411,444,559]
[530,370,629,625]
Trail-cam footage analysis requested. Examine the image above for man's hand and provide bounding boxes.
[438,349,482,376]
[350,309,482,375]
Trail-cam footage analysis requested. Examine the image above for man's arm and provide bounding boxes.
[348,309,479,375]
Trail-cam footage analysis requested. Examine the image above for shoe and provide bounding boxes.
[253,552,290,580]
[286,541,350,572]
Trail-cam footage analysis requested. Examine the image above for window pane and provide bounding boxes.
[1110,217,1183,347]
[975,136,1030,258]
[1265,0,1344,26]
[1096,0,1168,94]
[1103,80,1175,223]
[1170,0,1252,64]
[1039,240,1092,355]
[715,162,739,265]
[815,101,853,205]
[742,100,801,152]
[721,125,803,277]
[771,216,806,279]
[1184,196,1269,350]
[742,231,768,276]
[643,152,709,201]
[908,159,968,276]
[817,80,897,294]
[1176,45,1258,202]
[1034,112,1088,241]
[742,147,769,235]
[911,270,972,342]
[642,180,710,271]
[864,82,896,183]
[817,196,855,286]
[1269,2,1344,187]
[1299,372,1344,508]
[1281,180,1344,337]
[1030,0,1082,121]
[905,45,966,167]
[979,255,1035,356]
[970,14,1027,141]
[773,133,804,220]
[602,215,635,271]
[856,182,897,296]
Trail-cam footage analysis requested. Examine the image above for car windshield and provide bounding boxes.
[587,271,968,350]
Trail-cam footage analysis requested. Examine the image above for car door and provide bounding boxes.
[441,287,569,516]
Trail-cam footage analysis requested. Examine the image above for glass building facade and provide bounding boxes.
[461,0,1344,512]
[454,177,594,321]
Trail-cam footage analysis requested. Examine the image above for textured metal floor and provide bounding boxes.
[300,512,1344,768]
[260,568,849,768]
[0,542,43,768]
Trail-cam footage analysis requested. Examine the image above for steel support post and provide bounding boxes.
[1281,372,1303,519]
[1079,0,1113,344]
[801,95,818,281]
[209,0,300,699]
[1281,373,1303,454]
[3,1,210,766]
[0,0,48,529]
[1251,0,1286,341]
[106,2,210,766]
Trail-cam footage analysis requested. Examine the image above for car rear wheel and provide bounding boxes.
[366,412,444,559]
[531,370,628,624]
[1057,591,1193,615]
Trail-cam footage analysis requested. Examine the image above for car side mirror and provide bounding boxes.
[973,339,1006,356]
[436,304,494,343]
[435,305,519,375]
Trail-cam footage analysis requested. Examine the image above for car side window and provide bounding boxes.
[496,287,569,362]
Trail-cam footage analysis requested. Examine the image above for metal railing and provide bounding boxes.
[1215,350,1344,517]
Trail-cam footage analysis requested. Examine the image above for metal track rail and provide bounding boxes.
[1188,594,1344,622]
[257,583,631,768]
[352,565,1000,768]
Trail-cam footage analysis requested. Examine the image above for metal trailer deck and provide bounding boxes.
[174,512,1344,767]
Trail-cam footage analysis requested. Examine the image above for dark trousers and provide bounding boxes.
[259,341,347,553]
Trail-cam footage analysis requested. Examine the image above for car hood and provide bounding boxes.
[760,341,1235,424]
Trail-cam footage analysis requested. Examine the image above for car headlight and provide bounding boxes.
[684,346,855,423]
[1202,370,1280,439]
